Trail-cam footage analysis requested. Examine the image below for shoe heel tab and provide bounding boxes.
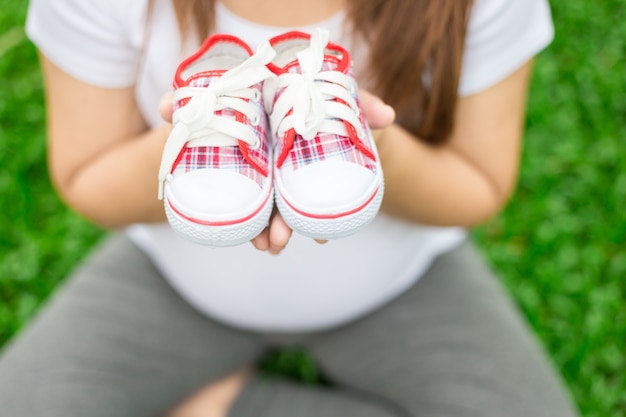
[174,34,254,87]
[267,29,351,74]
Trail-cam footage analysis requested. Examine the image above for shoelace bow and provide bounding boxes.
[158,43,276,200]
[265,29,365,151]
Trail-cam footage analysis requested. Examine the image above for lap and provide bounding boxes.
[0,233,265,417]
[308,240,579,417]
[0,235,580,417]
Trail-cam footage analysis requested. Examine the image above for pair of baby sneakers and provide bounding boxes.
[158,28,384,247]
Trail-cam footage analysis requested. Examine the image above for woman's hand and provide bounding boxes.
[160,90,395,255]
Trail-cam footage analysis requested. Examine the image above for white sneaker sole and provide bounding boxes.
[164,192,273,247]
[275,180,384,240]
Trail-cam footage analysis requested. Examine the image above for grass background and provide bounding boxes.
[0,0,625,415]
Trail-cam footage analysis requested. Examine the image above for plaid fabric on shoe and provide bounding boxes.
[158,34,276,247]
[172,105,270,189]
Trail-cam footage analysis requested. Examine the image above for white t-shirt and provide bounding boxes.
[26,0,554,332]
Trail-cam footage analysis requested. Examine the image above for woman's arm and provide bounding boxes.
[41,55,169,228]
[377,60,534,227]
[256,60,535,252]
[41,45,533,244]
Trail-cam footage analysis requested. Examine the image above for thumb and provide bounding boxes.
[359,90,395,130]
[159,91,174,124]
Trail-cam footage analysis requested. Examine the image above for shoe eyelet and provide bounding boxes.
[250,114,261,126]
[253,138,262,149]
[349,82,358,96]
[252,89,261,103]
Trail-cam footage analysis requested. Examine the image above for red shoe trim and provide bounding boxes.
[174,34,253,87]
[170,143,189,175]
[280,186,380,220]
[336,97,377,162]
[266,31,351,75]
[168,190,271,227]
[235,110,269,177]
[276,128,295,168]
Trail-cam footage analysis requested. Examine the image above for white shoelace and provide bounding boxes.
[265,28,364,143]
[158,43,276,200]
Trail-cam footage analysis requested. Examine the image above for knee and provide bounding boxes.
[165,369,251,417]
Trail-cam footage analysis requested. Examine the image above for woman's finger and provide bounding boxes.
[359,90,396,130]
[268,212,293,255]
[159,91,174,123]
[251,227,271,252]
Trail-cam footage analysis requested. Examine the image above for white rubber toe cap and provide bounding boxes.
[280,160,377,214]
[166,169,264,221]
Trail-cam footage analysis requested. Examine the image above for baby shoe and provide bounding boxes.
[158,34,276,246]
[264,28,384,240]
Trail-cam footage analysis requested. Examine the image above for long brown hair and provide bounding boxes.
[170,0,472,145]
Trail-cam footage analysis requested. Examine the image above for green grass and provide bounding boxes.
[1,1,625,416]
[0,1,104,344]
[472,2,626,414]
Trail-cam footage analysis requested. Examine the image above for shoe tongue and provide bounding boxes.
[185,70,227,87]
[284,55,342,75]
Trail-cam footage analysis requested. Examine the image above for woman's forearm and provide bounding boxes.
[377,123,507,227]
[58,125,170,229]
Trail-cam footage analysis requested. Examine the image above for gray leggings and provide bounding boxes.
[0,233,579,417]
